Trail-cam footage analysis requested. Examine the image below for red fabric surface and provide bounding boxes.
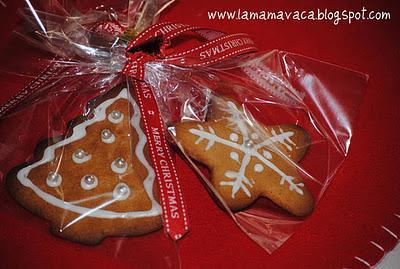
[0,1,399,269]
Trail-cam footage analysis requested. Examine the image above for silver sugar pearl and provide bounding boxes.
[114,157,126,168]
[111,110,122,119]
[83,175,96,185]
[117,185,128,196]
[101,129,113,139]
[47,172,62,187]
[80,174,98,190]
[47,172,60,182]
[113,183,131,200]
[244,139,254,148]
[74,148,86,159]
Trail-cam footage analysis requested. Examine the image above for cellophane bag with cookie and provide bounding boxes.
[0,0,184,268]
[0,0,369,259]
[142,41,368,252]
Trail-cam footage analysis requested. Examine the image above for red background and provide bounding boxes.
[0,1,399,268]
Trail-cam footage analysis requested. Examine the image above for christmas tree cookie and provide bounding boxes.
[7,85,162,244]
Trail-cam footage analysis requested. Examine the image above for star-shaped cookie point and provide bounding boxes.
[174,97,314,217]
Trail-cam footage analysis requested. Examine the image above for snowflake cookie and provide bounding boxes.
[6,85,162,244]
[174,98,314,217]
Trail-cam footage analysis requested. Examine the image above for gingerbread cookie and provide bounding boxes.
[173,98,314,217]
[7,86,163,244]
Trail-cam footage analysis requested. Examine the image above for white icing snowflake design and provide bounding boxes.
[189,101,304,199]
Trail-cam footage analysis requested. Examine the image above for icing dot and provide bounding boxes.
[113,183,131,200]
[111,157,128,174]
[80,175,98,190]
[108,110,124,124]
[72,148,91,164]
[230,152,239,162]
[263,150,272,159]
[101,129,115,144]
[229,133,239,142]
[46,172,62,187]
[254,164,264,173]
[251,133,259,140]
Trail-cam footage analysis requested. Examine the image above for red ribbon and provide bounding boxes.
[123,22,258,79]
[122,22,257,240]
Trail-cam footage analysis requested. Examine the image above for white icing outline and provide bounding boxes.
[107,110,124,124]
[16,88,162,219]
